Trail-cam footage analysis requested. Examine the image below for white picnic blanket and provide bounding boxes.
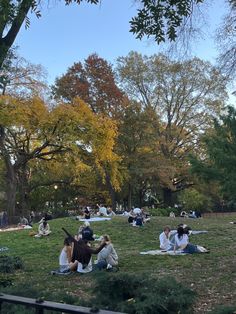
[79,217,111,222]
[140,250,186,256]
[0,225,32,232]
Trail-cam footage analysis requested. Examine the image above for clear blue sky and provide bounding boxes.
[15,0,227,84]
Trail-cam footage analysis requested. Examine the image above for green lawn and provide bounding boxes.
[0,215,236,313]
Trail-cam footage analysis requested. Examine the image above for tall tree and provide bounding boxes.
[190,106,236,203]
[117,52,228,205]
[53,53,126,209]
[0,95,118,218]
[53,53,125,117]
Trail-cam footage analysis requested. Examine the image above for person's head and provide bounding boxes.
[102,234,111,242]
[84,221,90,227]
[177,226,185,238]
[163,226,171,236]
[64,237,71,246]
[82,226,94,241]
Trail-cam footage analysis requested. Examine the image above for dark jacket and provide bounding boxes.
[62,228,106,266]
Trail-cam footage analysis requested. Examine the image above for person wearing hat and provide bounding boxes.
[77,221,93,240]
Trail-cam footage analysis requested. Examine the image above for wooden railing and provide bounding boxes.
[0,293,125,314]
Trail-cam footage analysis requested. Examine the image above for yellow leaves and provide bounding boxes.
[0,95,48,130]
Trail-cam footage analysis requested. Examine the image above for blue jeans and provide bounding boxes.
[183,243,200,254]
[94,260,107,270]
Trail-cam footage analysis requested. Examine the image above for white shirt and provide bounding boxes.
[59,248,69,266]
[174,234,189,248]
[77,258,93,273]
[99,207,108,216]
[159,232,172,251]
[133,208,141,215]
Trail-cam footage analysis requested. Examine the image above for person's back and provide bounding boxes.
[135,215,143,226]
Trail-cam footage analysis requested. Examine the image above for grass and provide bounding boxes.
[0,215,236,313]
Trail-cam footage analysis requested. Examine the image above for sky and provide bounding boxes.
[15,0,229,85]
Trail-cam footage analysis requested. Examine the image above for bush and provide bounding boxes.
[178,188,211,212]
[0,274,13,287]
[0,256,24,273]
[91,273,196,314]
[149,207,179,217]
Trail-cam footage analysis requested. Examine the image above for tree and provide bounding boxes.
[117,52,228,205]
[53,53,126,210]
[190,106,236,204]
[53,53,125,117]
[0,49,48,97]
[217,2,236,78]
[130,0,204,43]
[0,95,118,218]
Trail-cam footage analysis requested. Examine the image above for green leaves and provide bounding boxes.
[130,0,205,43]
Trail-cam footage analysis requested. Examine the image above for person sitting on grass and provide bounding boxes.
[84,207,91,220]
[77,221,93,240]
[174,226,208,254]
[134,213,144,227]
[35,219,51,237]
[159,226,175,251]
[96,235,118,270]
[62,227,106,273]
[128,209,136,224]
[59,237,78,273]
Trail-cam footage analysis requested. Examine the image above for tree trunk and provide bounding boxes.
[128,183,132,209]
[0,0,33,70]
[0,126,17,221]
[17,165,30,216]
[5,163,17,221]
[105,171,116,212]
[163,187,173,207]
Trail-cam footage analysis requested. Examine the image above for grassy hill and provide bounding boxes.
[0,215,236,313]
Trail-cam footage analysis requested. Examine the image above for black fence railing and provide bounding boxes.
[0,293,125,314]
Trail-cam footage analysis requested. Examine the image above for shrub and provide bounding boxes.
[178,188,211,212]
[92,273,196,314]
[0,274,13,287]
[0,256,24,273]
[149,207,179,217]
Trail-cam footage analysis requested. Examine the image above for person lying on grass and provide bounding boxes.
[95,235,118,270]
[174,226,209,254]
[59,237,78,273]
[62,227,106,273]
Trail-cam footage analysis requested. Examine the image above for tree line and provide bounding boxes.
[1,50,235,219]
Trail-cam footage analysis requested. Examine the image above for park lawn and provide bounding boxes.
[0,215,236,313]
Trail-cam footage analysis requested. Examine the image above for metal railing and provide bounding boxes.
[0,293,125,314]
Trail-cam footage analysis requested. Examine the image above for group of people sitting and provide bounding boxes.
[159,224,209,254]
[127,207,150,226]
[57,221,118,274]
[180,210,202,219]
[81,204,116,219]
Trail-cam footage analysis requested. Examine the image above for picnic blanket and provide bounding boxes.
[79,217,111,222]
[140,250,187,256]
[0,225,32,232]
[171,230,208,235]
